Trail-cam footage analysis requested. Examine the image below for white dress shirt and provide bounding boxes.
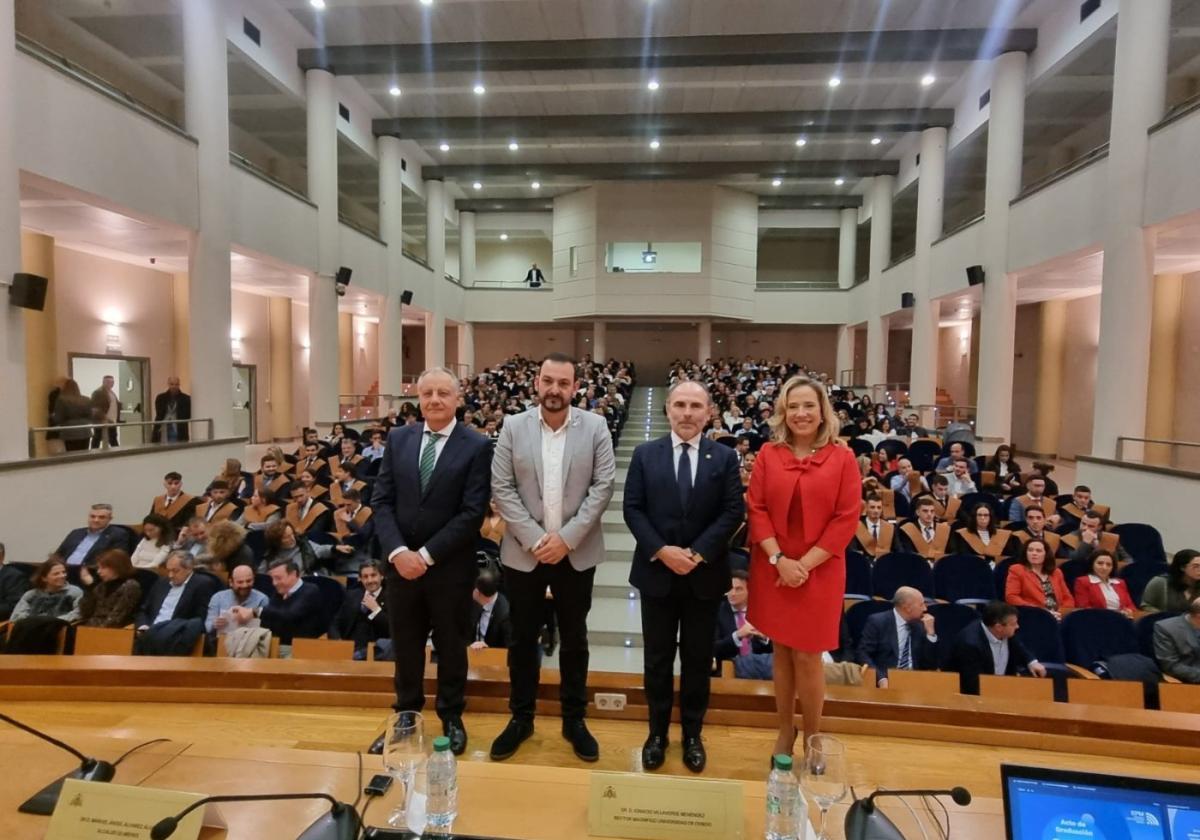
[387,418,457,566]
[153,573,193,625]
[477,593,497,640]
[670,431,703,485]
[540,412,569,535]
[1089,574,1122,610]
[983,624,1009,676]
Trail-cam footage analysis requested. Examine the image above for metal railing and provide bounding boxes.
[1012,142,1109,205]
[838,369,866,388]
[754,278,842,291]
[868,383,910,407]
[1115,437,1200,473]
[912,404,977,432]
[27,418,216,459]
[469,279,553,290]
[336,394,416,421]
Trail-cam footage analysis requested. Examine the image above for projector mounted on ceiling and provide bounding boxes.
[641,242,657,264]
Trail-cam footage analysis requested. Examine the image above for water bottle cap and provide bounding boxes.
[772,754,792,771]
[433,736,451,752]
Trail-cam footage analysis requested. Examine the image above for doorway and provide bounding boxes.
[68,353,150,447]
[232,364,257,443]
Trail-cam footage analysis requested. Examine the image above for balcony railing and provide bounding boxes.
[1115,437,1200,473]
[27,419,218,459]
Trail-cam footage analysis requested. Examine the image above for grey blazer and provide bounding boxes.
[1153,615,1200,684]
[491,406,616,573]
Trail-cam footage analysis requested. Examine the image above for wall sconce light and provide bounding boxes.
[230,330,243,362]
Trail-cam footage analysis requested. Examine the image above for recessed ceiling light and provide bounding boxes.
[500,233,509,241]
[419,0,434,5]
[472,181,482,190]
[649,138,661,149]
[834,177,845,186]
[309,0,325,8]
[439,142,450,152]
[795,137,807,147]
[828,76,841,88]
[530,181,541,190]
[508,141,519,151]
[389,85,402,97]
[870,137,882,145]
[921,74,936,87]
[473,83,486,95]
[647,80,660,91]
[771,178,782,187]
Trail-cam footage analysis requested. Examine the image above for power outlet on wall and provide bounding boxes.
[594,693,627,711]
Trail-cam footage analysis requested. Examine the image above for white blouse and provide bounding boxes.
[131,538,170,569]
[1088,574,1122,610]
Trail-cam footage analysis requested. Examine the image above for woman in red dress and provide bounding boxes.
[747,376,861,761]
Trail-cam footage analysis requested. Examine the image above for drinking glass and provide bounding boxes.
[381,711,426,827]
[801,734,848,840]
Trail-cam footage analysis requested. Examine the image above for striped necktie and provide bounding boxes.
[419,431,443,492]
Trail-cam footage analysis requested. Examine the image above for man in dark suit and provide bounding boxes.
[948,600,1048,694]
[857,587,939,687]
[524,262,545,288]
[150,377,191,443]
[1153,598,1200,684]
[56,503,128,569]
[713,568,773,680]
[371,367,493,756]
[331,559,391,660]
[624,379,745,773]
[469,569,512,649]
[135,550,221,630]
[238,559,326,645]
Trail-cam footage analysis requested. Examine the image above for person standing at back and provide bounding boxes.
[489,353,616,762]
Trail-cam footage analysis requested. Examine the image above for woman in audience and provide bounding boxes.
[983,444,1022,493]
[260,520,322,575]
[131,514,174,569]
[952,503,1013,564]
[78,549,141,627]
[324,422,349,451]
[1141,549,1200,614]
[1072,548,1135,616]
[480,497,506,545]
[240,488,282,531]
[298,467,329,502]
[50,378,94,453]
[10,557,83,623]
[1005,537,1073,620]
[215,458,251,498]
[201,520,253,574]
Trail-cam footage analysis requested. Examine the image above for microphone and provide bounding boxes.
[0,711,117,815]
[845,786,972,840]
[150,792,360,840]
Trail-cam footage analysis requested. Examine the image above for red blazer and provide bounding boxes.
[1072,575,1135,612]
[1005,564,1075,610]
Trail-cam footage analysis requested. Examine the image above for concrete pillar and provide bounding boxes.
[1092,0,1172,458]
[1032,300,1067,458]
[182,0,235,438]
[378,136,405,396]
[0,0,28,460]
[424,311,446,370]
[306,67,340,423]
[378,293,404,398]
[835,325,854,387]
[457,322,475,376]
[424,180,446,368]
[697,319,712,362]
[268,297,294,442]
[170,273,191,392]
[967,313,981,409]
[837,207,858,290]
[459,211,477,286]
[909,126,947,408]
[1145,274,1183,465]
[338,312,353,397]
[975,51,1027,443]
[21,232,56,455]
[864,175,894,385]
[594,320,607,362]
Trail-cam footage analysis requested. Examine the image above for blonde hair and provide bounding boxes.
[206,519,246,562]
[767,375,839,451]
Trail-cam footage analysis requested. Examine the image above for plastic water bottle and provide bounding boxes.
[425,735,458,830]
[765,754,803,840]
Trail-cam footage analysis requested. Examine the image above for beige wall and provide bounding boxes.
[21,232,57,442]
[230,290,271,444]
[476,240,552,286]
[472,324,585,370]
[352,319,379,396]
[292,301,311,428]
[1010,303,1040,453]
[937,324,972,407]
[711,325,839,373]
[1172,273,1200,470]
[606,323,698,376]
[756,232,839,284]
[886,329,912,386]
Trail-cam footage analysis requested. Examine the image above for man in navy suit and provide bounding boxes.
[251,559,327,644]
[624,380,744,773]
[371,367,493,756]
[857,586,939,687]
[949,600,1048,694]
[56,504,128,569]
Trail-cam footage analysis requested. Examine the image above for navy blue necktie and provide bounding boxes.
[677,443,693,509]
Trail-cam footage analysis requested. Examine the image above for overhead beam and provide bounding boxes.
[455,198,555,212]
[454,194,863,212]
[300,29,1038,75]
[374,109,955,141]
[426,160,899,182]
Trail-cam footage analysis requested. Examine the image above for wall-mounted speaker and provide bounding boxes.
[9,273,48,311]
[966,265,985,286]
[400,290,414,305]
[334,266,353,298]
[901,292,915,309]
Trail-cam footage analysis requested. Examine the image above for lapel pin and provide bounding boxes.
[705,453,712,459]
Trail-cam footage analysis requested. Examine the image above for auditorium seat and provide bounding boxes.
[959,492,1006,524]
[979,674,1055,703]
[1120,560,1169,605]
[1158,683,1200,714]
[291,637,355,661]
[73,626,134,656]
[302,576,346,628]
[844,600,894,653]
[1067,679,1145,709]
[876,439,908,461]
[1111,523,1166,565]
[1014,606,1067,669]
[883,669,959,694]
[871,553,934,600]
[932,554,994,604]
[1057,558,1091,592]
[926,602,981,668]
[1134,611,1179,659]
[907,439,942,473]
[467,646,508,669]
[253,573,273,597]
[849,438,873,458]
[844,550,872,601]
[1061,609,1138,669]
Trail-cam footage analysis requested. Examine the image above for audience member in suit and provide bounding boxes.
[949,601,1047,694]
[1007,474,1061,528]
[328,462,367,508]
[331,560,392,659]
[525,262,545,287]
[328,489,375,574]
[1153,598,1200,684]
[934,442,978,476]
[982,445,1023,494]
[624,379,744,773]
[297,467,330,504]
[1005,537,1074,620]
[235,559,326,645]
[56,503,128,568]
[78,549,142,628]
[901,413,930,439]
[490,354,616,764]
[851,494,895,561]
[1063,510,1130,564]
[361,429,387,464]
[1072,548,1135,616]
[254,454,290,498]
[469,569,512,649]
[285,481,332,537]
[89,375,121,448]
[238,488,283,532]
[335,437,365,478]
[945,458,978,498]
[372,367,493,757]
[951,503,1014,563]
[1011,506,1062,556]
[898,497,951,562]
[1056,485,1110,535]
[149,471,202,531]
[1141,550,1200,614]
[0,542,33,620]
[198,480,241,524]
[135,550,221,630]
[922,475,962,523]
[149,377,191,443]
[713,568,773,669]
[858,587,939,686]
[888,458,928,503]
[292,441,330,483]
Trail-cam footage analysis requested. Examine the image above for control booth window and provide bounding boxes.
[605,242,702,273]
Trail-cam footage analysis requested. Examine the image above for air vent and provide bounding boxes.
[242,18,261,46]
[915,153,921,166]
[1080,0,1101,22]
[401,159,407,171]
[338,103,350,121]
[979,89,991,110]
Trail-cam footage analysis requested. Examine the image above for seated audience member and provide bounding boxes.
[713,569,773,679]
[901,413,930,439]
[1063,510,1130,564]
[1141,550,1200,614]
[255,454,289,497]
[1011,506,1062,556]
[56,503,126,568]
[205,563,269,636]
[335,437,364,477]
[1056,485,1110,535]
[982,444,1023,494]
[852,493,895,560]
[480,498,507,545]
[1153,598,1200,684]
[0,542,33,620]
[858,586,938,687]
[290,427,326,464]
[361,430,387,463]
[241,559,326,646]
[949,600,1047,693]
[131,515,174,569]
[297,467,329,503]
[951,503,1013,563]
[862,477,899,519]
[899,498,951,562]
[10,556,82,623]
[935,442,978,476]
[1072,548,1135,616]
[469,569,512,650]
[260,520,325,575]
[200,520,253,574]
[859,417,898,448]
[889,458,928,503]
[175,517,210,560]
[922,475,961,523]
[946,458,978,498]
[285,481,332,537]
[1005,537,1073,620]
[332,560,391,660]
[135,551,221,631]
[238,488,283,531]
[199,480,241,523]
[325,422,349,452]
[78,550,141,627]
[1007,473,1061,528]
[328,489,374,574]
[150,471,202,531]
[215,458,251,499]
[328,462,366,507]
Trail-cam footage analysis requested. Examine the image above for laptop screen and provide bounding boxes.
[1002,764,1200,840]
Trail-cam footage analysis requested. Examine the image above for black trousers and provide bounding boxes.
[385,569,472,721]
[505,560,595,721]
[640,577,721,739]
[90,425,118,448]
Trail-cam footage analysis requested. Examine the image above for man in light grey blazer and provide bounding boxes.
[1153,598,1200,684]
[488,352,616,762]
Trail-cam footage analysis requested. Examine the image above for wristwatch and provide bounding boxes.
[769,551,784,566]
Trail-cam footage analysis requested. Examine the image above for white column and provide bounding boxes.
[378,136,405,396]
[593,320,607,362]
[975,51,1027,443]
[864,175,894,385]
[697,319,712,362]
[837,207,858,290]
[306,67,340,423]
[457,322,475,375]
[181,0,235,439]
[459,211,477,286]
[909,126,947,408]
[424,180,446,368]
[1091,0,1172,457]
[0,0,27,459]
[835,325,854,387]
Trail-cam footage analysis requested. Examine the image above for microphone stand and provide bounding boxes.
[0,711,117,815]
[150,792,360,840]
[844,787,972,840]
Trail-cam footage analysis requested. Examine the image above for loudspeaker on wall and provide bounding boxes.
[900,292,915,309]
[966,265,985,286]
[9,273,48,311]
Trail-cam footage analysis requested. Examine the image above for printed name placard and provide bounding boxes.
[47,779,225,840]
[587,771,743,840]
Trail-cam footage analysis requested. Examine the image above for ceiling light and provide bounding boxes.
[309,0,325,8]
[771,178,782,187]
[500,233,509,241]
[508,141,519,151]
[473,83,486,95]
[472,181,482,190]
[834,177,845,186]
[828,76,841,88]
[647,80,660,91]
[420,0,434,5]
[530,181,541,190]
[649,139,661,149]
[795,137,807,147]
[439,142,450,152]
[389,85,402,97]
[921,74,936,87]
[870,137,882,145]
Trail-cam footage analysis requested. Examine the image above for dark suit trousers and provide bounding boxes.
[385,569,472,721]
[641,575,721,738]
[505,560,595,721]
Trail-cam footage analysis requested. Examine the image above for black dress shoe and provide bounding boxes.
[641,734,668,770]
[563,718,599,762]
[489,718,534,761]
[369,711,419,755]
[682,736,706,773]
[443,717,467,756]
